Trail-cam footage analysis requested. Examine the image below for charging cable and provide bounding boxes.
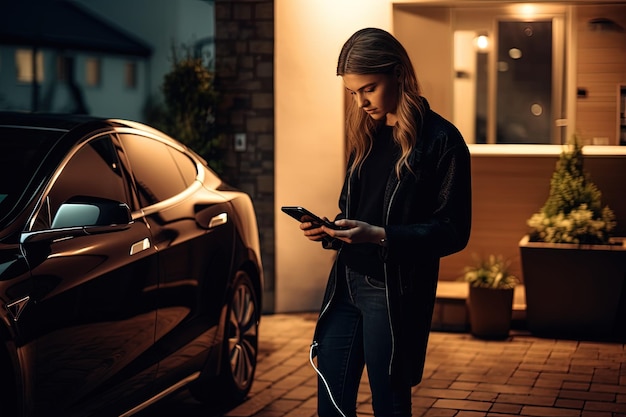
[309,341,348,417]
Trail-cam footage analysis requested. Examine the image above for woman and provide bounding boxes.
[300,28,472,417]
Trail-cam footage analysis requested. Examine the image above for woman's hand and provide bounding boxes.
[322,219,385,245]
[300,221,329,242]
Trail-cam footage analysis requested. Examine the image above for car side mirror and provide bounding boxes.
[51,197,132,229]
[21,197,133,245]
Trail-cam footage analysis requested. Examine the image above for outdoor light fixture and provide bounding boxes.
[474,33,490,53]
[588,17,624,32]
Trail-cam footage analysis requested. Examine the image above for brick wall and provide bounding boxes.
[214,0,275,312]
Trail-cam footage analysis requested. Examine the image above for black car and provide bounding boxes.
[0,112,263,416]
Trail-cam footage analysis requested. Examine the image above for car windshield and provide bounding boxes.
[0,126,65,227]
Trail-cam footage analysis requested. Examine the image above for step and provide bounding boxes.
[431,281,526,332]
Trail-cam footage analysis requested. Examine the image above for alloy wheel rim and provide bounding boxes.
[227,281,258,389]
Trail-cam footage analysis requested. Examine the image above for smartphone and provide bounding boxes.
[281,206,340,229]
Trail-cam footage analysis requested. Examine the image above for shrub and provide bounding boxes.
[526,137,616,244]
[463,254,518,289]
[146,45,223,173]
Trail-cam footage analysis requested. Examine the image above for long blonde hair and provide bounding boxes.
[337,28,424,178]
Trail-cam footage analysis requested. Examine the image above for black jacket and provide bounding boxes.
[314,99,472,386]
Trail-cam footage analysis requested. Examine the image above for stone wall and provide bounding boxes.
[214,0,275,312]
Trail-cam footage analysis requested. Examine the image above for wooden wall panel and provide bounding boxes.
[438,152,626,283]
[575,5,626,145]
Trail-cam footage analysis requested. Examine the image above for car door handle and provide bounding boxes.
[209,213,228,228]
[6,296,30,322]
[130,237,150,255]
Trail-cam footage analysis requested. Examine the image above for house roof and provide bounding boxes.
[0,0,152,57]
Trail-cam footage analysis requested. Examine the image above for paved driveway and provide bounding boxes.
[142,312,626,417]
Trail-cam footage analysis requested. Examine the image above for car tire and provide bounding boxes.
[190,270,259,406]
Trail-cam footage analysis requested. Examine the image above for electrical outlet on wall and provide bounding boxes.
[234,133,246,152]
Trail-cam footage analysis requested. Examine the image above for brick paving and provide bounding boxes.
[144,312,626,417]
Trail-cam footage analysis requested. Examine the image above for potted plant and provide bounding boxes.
[463,254,518,340]
[519,136,626,341]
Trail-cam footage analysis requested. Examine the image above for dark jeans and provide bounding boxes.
[315,265,412,417]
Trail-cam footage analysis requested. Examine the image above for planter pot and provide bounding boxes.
[519,236,626,341]
[467,285,514,340]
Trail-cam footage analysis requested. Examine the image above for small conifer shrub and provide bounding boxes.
[527,137,616,244]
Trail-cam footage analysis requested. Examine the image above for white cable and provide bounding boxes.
[309,342,348,417]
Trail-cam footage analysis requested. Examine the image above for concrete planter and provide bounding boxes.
[467,286,514,340]
[519,236,626,341]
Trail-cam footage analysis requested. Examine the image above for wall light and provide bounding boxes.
[474,34,490,53]
[588,17,624,32]
[518,4,537,18]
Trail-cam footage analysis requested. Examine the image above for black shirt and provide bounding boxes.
[341,125,398,280]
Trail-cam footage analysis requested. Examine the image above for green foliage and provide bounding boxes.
[462,254,518,289]
[527,137,616,244]
[146,45,223,173]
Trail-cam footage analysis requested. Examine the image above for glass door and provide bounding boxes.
[452,8,566,144]
[496,20,553,144]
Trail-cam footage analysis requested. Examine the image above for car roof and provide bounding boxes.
[0,111,119,131]
[0,112,182,148]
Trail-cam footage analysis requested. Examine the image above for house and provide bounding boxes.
[271,0,626,312]
[0,0,214,121]
[2,0,625,315]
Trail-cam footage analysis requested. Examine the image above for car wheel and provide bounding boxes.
[191,270,259,405]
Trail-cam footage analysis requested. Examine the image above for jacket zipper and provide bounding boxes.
[316,172,352,326]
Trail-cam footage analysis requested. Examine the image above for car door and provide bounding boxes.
[16,134,160,416]
[117,132,236,381]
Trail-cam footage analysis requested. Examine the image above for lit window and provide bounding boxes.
[124,62,137,89]
[16,49,44,83]
[86,58,101,86]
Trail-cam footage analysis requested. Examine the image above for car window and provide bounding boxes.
[119,134,188,207]
[32,135,129,231]
[168,146,198,187]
